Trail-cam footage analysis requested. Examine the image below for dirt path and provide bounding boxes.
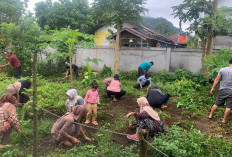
[105,95,232,141]
[163,97,232,140]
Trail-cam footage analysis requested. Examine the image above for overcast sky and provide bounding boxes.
[28,0,189,30]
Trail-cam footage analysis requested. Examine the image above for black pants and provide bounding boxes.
[138,67,145,77]
[107,90,126,99]
[134,80,150,89]
[68,68,78,78]
[14,65,22,78]
[1,127,12,145]
[149,93,171,108]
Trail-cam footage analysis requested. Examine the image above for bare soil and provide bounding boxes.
[37,95,232,156]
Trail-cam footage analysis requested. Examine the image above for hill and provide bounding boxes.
[142,17,183,37]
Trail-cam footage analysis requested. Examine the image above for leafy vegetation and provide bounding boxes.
[142,17,182,37]
[204,49,232,79]
[152,123,232,157]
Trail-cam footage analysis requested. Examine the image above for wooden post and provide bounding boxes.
[139,130,149,157]
[33,52,38,157]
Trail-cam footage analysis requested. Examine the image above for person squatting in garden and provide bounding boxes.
[84,81,99,126]
[0,50,22,78]
[147,84,170,109]
[126,97,164,141]
[65,89,84,113]
[209,58,232,124]
[0,94,22,148]
[7,80,32,105]
[51,105,91,147]
[138,61,154,77]
[134,73,151,92]
[65,61,79,78]
[104,74,126,102]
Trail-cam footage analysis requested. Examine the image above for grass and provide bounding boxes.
[0,70,232,156]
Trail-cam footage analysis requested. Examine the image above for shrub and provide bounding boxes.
[204,49,232,79]
[152,124,232,157]
[100,64,113,78]
[120,70,138,80]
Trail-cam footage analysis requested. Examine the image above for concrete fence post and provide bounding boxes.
[165,48,171,71]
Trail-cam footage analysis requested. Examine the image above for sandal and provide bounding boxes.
[113,98,117,102]
[85,120,90,124]
[92,121,98,126]
[127,135,139,141]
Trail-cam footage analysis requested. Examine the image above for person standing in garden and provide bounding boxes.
[134,73,151,92]
[147,84,170,109]
[0,94,22,148]
[138,61,154,77]
[0,50,22,78]
[84,81,99,126]
[51,105,91,147]
[65,61,79,78]
[209,59,232,124]
[104,74,126,102]
[7,80,32,105]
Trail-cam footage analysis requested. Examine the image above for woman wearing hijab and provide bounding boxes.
[125,97,163,141]
[147,84,170,109]
[65,89,84,113]
[104,74,126,102]
[0,94,21,148]
[51,105,91,147]
[7,80,31,104]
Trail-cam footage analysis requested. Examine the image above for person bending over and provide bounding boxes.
[0,50,22,78]
[0,94,22,148]
[104,74,126,102]
[7,80,31,105]
[65,61,79,78]
[51,105,91,147]
[125,97,163,141]
[134,73,151,92]
[147,84,170,109]
[138,61,153,77]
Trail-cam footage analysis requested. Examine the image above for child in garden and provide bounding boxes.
[65,89,84,113]
[84,81,99,126]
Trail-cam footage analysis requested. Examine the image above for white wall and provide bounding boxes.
[73,46,203,73]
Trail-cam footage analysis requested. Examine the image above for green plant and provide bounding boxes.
[120,70,138,80]
[100,64,113,77]
[204,49,232,79]
[152,124,232,157]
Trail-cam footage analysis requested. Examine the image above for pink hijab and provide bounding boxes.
[137,97,160,122]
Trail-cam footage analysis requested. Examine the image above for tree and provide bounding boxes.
[35,0,95,32]
[92,0,147,74]
[172,0,219,70]
[42,28,95,88]
[0,0,28,24]
[0,18,43,75]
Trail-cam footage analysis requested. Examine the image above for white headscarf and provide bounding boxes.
[66,89,78,112]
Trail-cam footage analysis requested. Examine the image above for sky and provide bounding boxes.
[28,0,189,30]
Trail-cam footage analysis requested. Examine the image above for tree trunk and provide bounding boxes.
[69,45,74,88]
[32,52,38,157]
[205,0,219,55]
[199,34,207,72]
[113,22,121,74]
